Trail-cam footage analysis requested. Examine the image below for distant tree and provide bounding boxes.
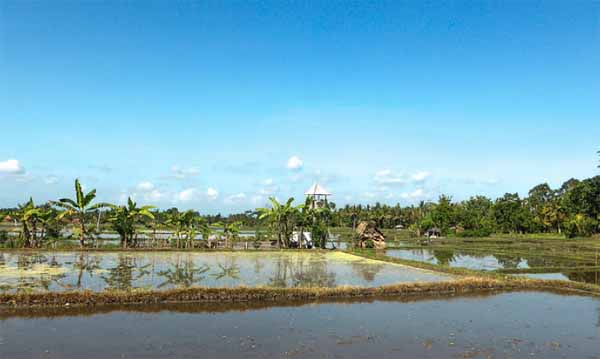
[431,195,455,234]
[455,196,494,236]
[528,183,555,232]
[257,197,297,248]
[493,193,533,234]
[53,179,110,247]
[108,197,155,248]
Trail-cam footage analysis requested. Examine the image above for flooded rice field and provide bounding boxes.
[0,251,452,293]
[1,292,599,358]
[385,248,588,271]
[519,271,600,285]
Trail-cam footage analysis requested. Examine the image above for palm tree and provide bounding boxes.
[257,197,297,248]
[108,197,155,248]
[53,179,111,247]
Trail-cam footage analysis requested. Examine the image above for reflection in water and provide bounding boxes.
[158,260,210,288]
[212,262,241,281]
[350,260,384,282]
[2,292,600,359]
[432,250,455,266]
[268,255,336,288]
[386,249,589,271]
[101,256,152,291]
[0,251,452,293]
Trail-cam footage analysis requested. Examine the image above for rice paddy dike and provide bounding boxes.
[3,234,600,309]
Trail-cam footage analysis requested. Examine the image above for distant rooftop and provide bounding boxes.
[304,183,331,196]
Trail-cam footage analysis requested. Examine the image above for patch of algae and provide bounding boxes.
[0,264,70,278]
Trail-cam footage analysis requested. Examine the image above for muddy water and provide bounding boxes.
[0,251,452,293]
[1,292,599,358]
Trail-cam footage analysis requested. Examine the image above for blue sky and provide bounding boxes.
[1,1,599,213]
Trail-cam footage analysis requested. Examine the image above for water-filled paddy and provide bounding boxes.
[2,292,598,358]
[385,248,588,271]
[519,271,600,285]
[0,251,452,293]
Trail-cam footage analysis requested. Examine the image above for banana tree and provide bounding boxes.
[36,207,59,246]
[214,221,242,248]
[307,204,332,248]
[166,210,198,248]
[294,198,313,249]
[108,197,155,248]
[53,179,111,247]
[12,198,41,248]
[257,197,297,248]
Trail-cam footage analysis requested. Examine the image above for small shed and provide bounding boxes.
[425,227,442,238]
[356,221,386,249]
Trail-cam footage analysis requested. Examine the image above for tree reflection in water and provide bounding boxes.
[211,262,241,281]
[566,271,600,285]
[70,254,101,289]
[494,254,524,269]
[432,250,456,266]
[157,257,210,288]
[269,254,336,288]
[350,260,384,282]
[101,255,151,291]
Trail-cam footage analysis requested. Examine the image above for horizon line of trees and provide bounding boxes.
[2,173,600,248]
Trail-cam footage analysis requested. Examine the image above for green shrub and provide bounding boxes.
[564,214,598,238]
[458,228,493,238]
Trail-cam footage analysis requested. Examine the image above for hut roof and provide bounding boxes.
[356,221,384,236]
[304,183,331,196]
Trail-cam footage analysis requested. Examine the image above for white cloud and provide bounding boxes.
[374,169,433,187]
[401,188,426,200]
[43,175,59,184]
[259,178,279,196]
[170,165,200,179]
[137,181,155,191]
[0,159,25,175]
[361,192,377,199]
[225,192,247,204]
[251,195,265,205]
[144,189,164,202]
[374,169,406,185]
[206,187,219,200]
[411,171,432,182]
[177,188,200,202]
[286,156,303,170]
[174,186,218,203]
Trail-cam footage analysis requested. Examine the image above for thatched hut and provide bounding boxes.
[355,221,386,249]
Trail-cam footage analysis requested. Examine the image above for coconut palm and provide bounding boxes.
[53,179,111,247]
[108,197,155,248]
